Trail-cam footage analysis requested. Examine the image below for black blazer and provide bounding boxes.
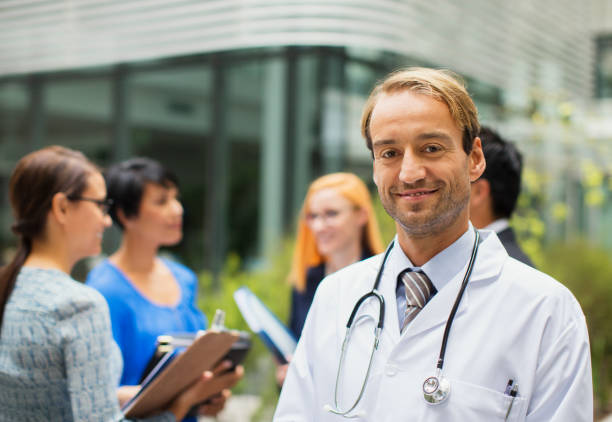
[288,250,372,339]
[288,263,325,339]
[497,227,535,268]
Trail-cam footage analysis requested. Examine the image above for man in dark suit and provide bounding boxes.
[470,126,535,267]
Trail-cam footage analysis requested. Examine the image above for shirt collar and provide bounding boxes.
[387,224,477,292]
[482,218,509,234]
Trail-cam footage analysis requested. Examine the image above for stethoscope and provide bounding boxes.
[325,228,480,418]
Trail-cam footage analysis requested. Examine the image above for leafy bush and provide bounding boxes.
[539,239,612,415]
[197,240,293,420]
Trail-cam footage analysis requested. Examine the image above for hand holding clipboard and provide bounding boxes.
[122,330,245,419]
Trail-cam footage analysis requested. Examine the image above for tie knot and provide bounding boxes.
[399,269,436,309]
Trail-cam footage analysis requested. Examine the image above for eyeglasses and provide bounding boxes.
[68,196,114,215]
[305,208,355,225]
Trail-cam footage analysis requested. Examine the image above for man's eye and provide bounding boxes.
[380,150,397,158]
[424,145,442,153]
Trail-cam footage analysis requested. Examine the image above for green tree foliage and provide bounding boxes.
[540,240,612,416]
[197,240,293,420]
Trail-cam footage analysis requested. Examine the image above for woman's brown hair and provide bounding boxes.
[288,173,384,292]
[0,146,97,332]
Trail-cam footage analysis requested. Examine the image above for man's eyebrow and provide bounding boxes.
[372,139,397,148]
[417,131,454,142]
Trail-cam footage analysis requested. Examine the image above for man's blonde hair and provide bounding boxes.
[361,67,480,154]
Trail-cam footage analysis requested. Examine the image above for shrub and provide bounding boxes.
[540,239,612,415]
[197,239,293,420]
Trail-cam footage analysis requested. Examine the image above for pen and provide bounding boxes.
[504,384,518,421]
[504,379,514,395]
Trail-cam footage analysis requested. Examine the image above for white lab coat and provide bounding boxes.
[274,231,592,422]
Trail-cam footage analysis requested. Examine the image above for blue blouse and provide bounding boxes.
[86,258,208,387]
[0,267,173,422]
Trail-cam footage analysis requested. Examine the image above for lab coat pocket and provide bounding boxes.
[428,378,527,421]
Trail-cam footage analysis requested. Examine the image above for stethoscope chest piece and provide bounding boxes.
[423,375,450,404]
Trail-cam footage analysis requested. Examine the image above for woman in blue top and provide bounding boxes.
[86,157,238,419]
[0,146,238,421]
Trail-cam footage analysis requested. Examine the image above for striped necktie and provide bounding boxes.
[398,269,437,332]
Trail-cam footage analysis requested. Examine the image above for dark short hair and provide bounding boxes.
[105,157,178,230]
[479,126,523,219]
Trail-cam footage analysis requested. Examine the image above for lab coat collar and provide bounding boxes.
[378,227,508,344]
[483,218,510,234]
[385,224,477,293]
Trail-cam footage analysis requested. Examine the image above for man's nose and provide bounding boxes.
[398,151,426,184]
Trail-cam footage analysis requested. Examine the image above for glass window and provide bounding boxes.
[0,82,29,254]
[128,64,213,270]
[225,59,264,261]
[596,36,612,98]
[44,76,112,163]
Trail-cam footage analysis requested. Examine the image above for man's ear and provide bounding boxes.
[469,137,486,182]
[50,192,70,225]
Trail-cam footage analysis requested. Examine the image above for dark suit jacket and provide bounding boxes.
[288,263,325,339]
[288,250,373,339]
[497,227,535,267]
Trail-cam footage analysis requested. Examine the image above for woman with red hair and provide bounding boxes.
[277,173,383,384]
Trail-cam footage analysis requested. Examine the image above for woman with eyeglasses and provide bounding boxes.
[0,146,235,421]
[276,172,384,385]
[86,157,241,421]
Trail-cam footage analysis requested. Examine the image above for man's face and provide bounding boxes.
[370,90,484,239]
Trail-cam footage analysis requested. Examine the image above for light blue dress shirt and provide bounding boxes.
[395,225,476,329]
[0,267,174,422]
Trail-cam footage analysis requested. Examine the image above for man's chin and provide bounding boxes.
[396,221,437,238]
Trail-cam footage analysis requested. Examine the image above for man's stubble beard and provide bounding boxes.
[380,180,471,239]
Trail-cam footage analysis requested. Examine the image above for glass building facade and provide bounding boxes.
[0,1,610,273]
[0,47,439,272]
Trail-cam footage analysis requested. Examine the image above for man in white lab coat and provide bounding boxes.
[274,68,592,421]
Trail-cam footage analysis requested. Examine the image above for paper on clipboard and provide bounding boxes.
[233,286,297,364]
[122,330,238,418]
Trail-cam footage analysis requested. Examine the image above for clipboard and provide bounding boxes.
[122,330,238,418]
[233,286,297,364]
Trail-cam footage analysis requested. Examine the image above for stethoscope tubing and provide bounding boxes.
[435,229,480,370]
[327,228,480,416]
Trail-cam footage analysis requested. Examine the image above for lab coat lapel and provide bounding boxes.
[380,257,402,345]
[348,254,389,330]
[375,240,409,346]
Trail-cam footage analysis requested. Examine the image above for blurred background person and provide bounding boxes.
[469,126,534,267]
[0,146,237,421]
[277,172,384,385]
[86,157,241,421]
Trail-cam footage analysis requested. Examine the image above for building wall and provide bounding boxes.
[0,0,594,99]
[0,2,609,270]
